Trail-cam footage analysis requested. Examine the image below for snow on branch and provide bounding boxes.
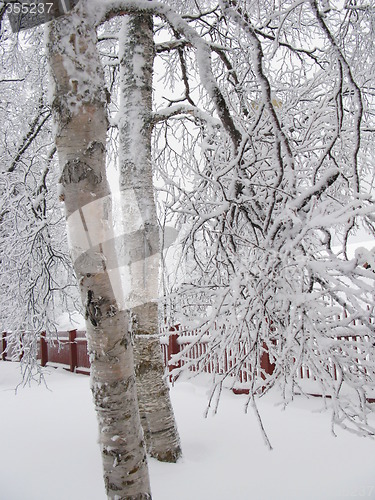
[153,104,221,127]
[92,0,242,148]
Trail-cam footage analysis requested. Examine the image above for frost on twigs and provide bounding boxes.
[155,0,375,438]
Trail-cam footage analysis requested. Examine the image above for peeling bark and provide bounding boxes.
[47,7,151,499]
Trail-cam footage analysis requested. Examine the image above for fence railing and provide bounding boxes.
[2,330,90,375]
[2,326,374,402]
[1,326,276,396]
[159,324,276,394]
[160,325,375,402]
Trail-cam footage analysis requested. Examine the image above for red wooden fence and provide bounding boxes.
[2,326,276,386]
[1,330,90,375]
[1,326,209,377]
[2,327,374,401]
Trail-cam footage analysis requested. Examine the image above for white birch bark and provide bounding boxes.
[46,8,152,499]
[118,14,181,463]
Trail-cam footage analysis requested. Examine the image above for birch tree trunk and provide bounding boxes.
[118,14,181,463]
[47,9,151,499]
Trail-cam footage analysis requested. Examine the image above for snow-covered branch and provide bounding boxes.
[153,104,221,127]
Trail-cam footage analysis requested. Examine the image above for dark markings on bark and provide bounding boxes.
[135,359,153,377]
[85,140,106,157]
[104,478,151,500]
[85,290,103,327]
[60,159,102,186]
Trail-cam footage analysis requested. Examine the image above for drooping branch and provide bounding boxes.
[219,0,295,185]
[8,104,52,173]
[309,0,363,194]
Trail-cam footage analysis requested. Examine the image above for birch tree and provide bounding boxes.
[47,7,151,498]
[1,3,182,495]
[117,13,181,462]
[0,5,181,469]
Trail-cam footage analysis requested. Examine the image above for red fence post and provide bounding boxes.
[261,342,276,377]
[260,342,275,393]
[40,331,48,367]
[168,326,181,380]
[69,330,77,373]
[1,332,7,361]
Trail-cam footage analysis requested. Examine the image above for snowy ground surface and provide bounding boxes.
[1,361,374,500]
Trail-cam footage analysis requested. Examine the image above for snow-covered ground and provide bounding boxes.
[1,361,374,500]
